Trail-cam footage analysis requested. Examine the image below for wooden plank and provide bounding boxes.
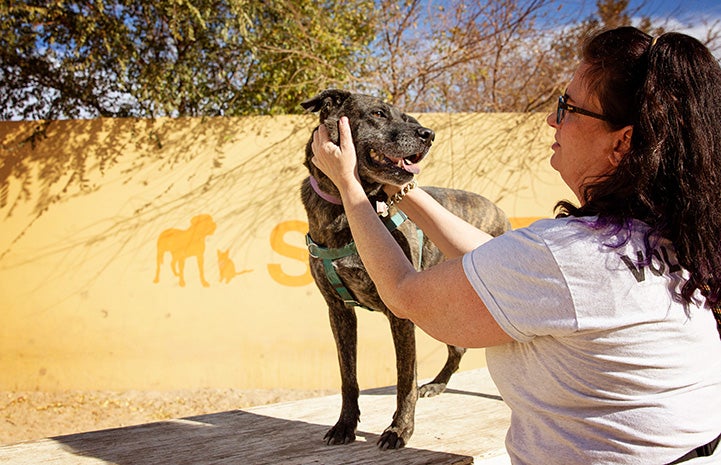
[0,368,510,464]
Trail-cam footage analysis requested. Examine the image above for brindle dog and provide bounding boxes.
[300,89,510,450]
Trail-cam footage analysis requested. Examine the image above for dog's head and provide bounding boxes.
[301,89,434,189]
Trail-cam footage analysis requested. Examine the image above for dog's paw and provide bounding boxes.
[418,381,447,398]
[323,423,356,446]
[377,426,411,450]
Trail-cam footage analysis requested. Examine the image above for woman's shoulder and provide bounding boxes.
[520,215,599,241]
[511,216,656,256]
[474,216,588,260]
[523,215,652,239]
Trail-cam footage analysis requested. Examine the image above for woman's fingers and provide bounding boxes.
[338,117,354,154]
[310,117,358,185]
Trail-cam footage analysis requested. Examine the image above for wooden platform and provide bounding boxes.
[0,368,511,465]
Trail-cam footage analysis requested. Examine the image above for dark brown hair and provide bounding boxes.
[556,27,721,319]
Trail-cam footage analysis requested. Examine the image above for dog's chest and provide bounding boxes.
[309,254,386,310]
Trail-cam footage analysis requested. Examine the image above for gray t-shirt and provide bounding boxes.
[462,217,721,464]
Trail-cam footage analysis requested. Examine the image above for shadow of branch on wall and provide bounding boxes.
[0,115,314,266]
[0,113,554,284]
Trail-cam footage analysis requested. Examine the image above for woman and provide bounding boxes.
[311,27,721,464]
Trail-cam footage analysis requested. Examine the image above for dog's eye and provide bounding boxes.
[371,110,386,119]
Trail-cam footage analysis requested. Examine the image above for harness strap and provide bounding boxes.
[306,237,357,260]
[307,211,424,311]
[321,258,360,306]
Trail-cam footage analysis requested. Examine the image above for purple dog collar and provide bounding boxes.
[309,175,342,205]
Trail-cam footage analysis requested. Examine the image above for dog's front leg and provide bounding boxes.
[378,313,417,450]
[325,303,360,445]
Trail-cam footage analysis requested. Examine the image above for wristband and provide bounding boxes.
[387,179,417,207]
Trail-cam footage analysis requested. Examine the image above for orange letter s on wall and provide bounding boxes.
[268,220,312,287]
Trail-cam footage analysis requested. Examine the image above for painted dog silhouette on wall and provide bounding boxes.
[153,214,217,287]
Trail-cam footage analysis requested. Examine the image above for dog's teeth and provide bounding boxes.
[397,159,403,168]
[370,149,385,163]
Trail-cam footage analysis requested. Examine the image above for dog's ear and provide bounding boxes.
[300,89,351,120]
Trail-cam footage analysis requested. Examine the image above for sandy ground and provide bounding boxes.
[0,388,337,446]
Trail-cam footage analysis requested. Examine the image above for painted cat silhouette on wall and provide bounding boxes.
[217,249,252,283]
[153,214,217,287]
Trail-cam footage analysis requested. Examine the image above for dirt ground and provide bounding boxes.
[0,388,337,446]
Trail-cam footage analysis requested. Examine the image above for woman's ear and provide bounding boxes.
[609,126,633,167]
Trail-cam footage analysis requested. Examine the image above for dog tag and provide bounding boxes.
[376,201,389,217]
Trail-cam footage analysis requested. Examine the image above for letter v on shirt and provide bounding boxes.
[620,244,682,282]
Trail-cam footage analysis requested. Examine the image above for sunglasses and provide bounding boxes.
[556,94,608,124]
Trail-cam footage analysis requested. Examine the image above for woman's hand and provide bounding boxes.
[311,116,361,191]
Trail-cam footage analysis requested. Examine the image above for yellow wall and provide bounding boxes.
[0,114,573,391]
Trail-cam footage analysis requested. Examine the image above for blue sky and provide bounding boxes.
[571,0,721,37]
[542,0,721,56]
[568,0,721,18]
[428,1,721,44]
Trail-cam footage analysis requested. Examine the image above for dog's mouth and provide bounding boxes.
[369,149,423,175]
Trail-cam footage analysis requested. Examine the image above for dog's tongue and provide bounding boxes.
[401,158,421,174]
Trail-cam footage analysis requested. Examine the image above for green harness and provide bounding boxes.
[306,210,423,311]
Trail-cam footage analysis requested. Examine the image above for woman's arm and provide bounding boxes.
[388,186,493,259]
[311,117,512,348]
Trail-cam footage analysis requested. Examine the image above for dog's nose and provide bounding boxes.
[416,127,435,142]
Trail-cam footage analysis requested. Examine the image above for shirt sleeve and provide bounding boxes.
[462,224,578,342]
